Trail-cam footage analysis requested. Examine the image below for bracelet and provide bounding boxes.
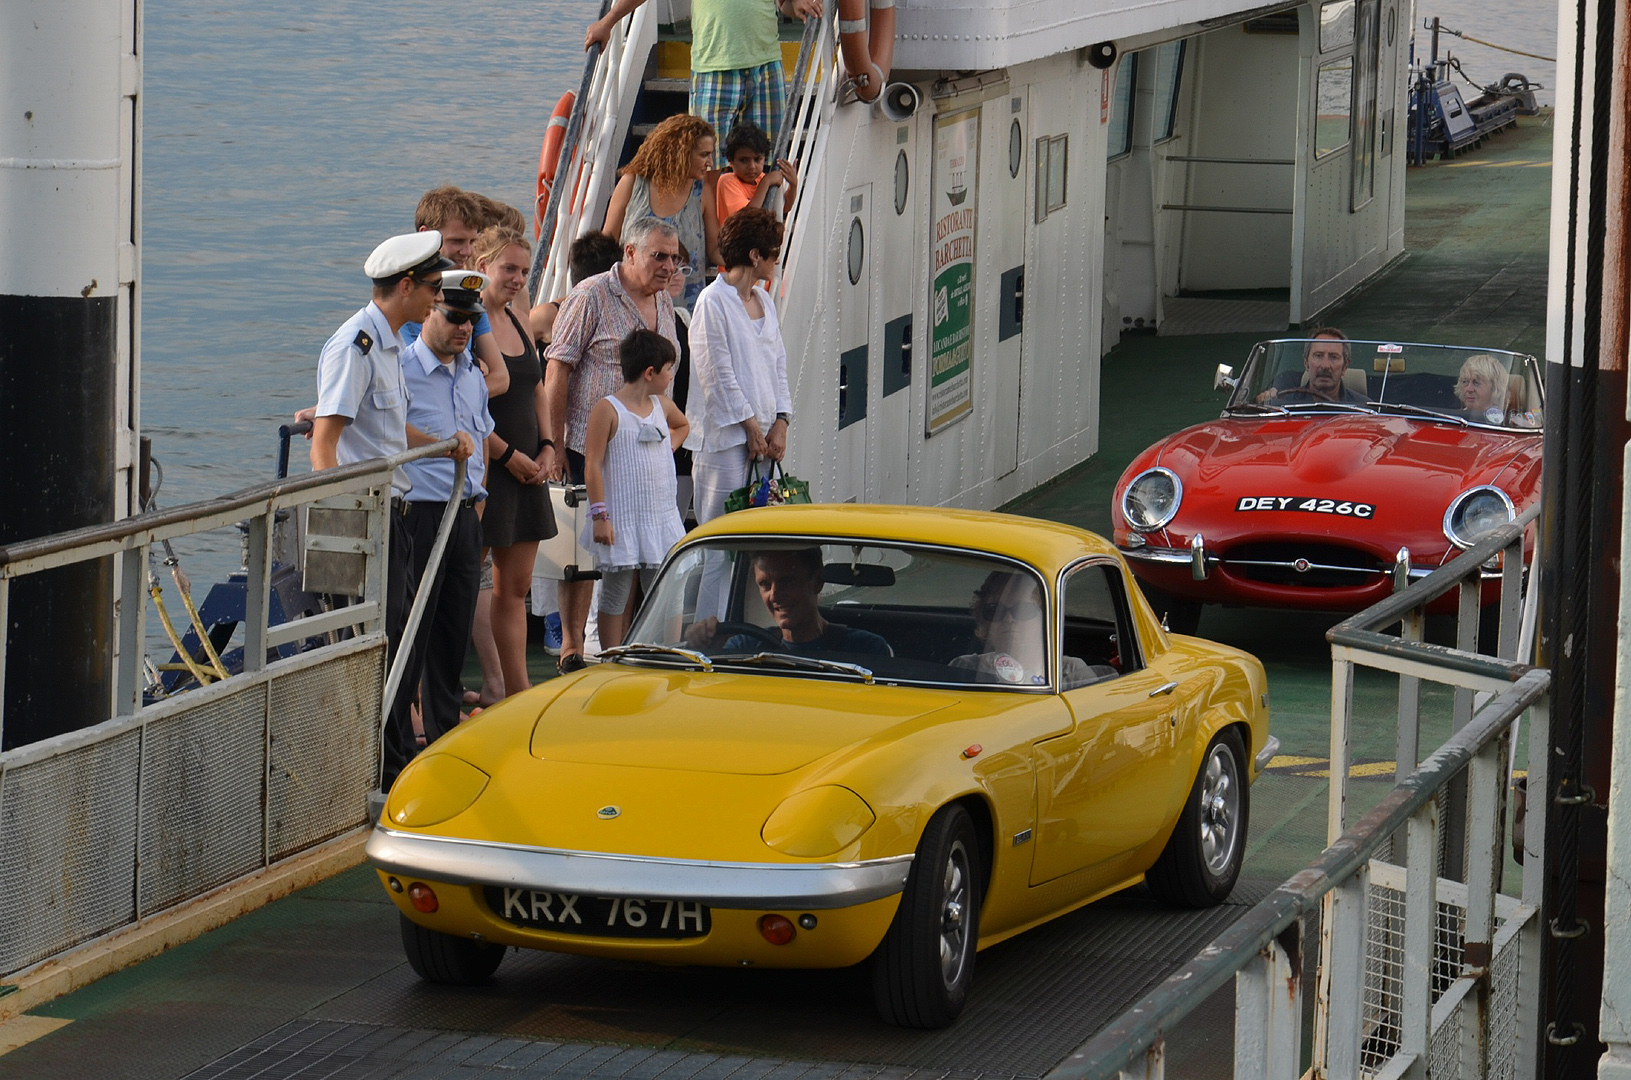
[494,445,515,468]
[538,438,555,454]
[591,510,611,521]
[589,501,608,515]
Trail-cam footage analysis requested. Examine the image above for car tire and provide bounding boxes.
[1147,728,1248,908]
[1139,583,1202,636]
[399,913,506,984]
[871,803,983,1029]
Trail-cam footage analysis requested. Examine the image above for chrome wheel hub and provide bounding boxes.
[938,841,971,986]
[1199,743,1242,876]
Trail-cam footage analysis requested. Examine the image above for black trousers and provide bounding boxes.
[403,500,483,748]
[381,513,419,788]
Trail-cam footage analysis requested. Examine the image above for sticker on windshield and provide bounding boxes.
[1236,496,1375,518]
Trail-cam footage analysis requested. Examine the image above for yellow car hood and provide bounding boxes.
[530,667,959,775]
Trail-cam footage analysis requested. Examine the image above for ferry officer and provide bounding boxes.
[311,231,474,787]
[397,271,495,751]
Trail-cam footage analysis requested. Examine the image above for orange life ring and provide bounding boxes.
[837,0,895,103]
[535,91,576,238]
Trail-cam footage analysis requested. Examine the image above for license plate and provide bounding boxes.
[483,886,711,938]
[1235,496,1375,518]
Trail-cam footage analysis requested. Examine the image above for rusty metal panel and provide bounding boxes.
[137,685,267,914]
[0,730,140,974]
[267,643,382,861]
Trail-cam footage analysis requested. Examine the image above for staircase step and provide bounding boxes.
[643,77,689,94]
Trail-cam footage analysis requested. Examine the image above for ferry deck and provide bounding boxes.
[0,114,1553,1080]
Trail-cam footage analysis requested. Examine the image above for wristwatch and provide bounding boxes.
[775,412,792,425]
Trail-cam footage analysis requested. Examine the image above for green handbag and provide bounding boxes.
[724,460,812,513]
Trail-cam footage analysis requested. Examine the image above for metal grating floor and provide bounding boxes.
[180,880,1277,1080]
[1157,298,1291,336]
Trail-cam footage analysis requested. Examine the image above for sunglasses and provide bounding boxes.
[647,250,684,264]
[979,600,1042,622]
[439,308,479,326]
[413,275,443,290]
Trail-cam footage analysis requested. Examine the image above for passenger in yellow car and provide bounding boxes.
[687,547,889,655]
[952,571,1104,689]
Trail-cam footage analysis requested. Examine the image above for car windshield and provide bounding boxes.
[1224,339,1543,429]
[620,540,1056,689]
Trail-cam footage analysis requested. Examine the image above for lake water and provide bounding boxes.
[140,0,1557,580]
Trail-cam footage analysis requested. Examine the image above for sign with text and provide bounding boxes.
[928,108,979,434]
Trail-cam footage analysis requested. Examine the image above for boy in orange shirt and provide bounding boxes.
[714,122,798,225]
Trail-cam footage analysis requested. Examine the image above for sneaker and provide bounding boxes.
[543,612,563,655]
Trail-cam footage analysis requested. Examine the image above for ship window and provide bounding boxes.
[847,216,865,285]
[894,150,910,215]
[1106,54,1136,160]
[1319,0,1355,51]
[1035,135,1068,223]
[1314,58,1353,158]
[1009,118,1023,178]
[1152,40,1186,142]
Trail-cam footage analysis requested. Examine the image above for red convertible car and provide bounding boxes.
[1111,337,1543,633]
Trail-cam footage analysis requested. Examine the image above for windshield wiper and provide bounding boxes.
[1371,401,1469,425]
[1225,401,1289,415]
[598,642,714,670]
[1278,401,1376,414]
[714,651,875,683]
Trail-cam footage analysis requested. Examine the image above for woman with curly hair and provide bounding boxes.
[603,113,720,309]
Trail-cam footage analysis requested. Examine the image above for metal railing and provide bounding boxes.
[528,0,654,305]
[0,441,460,980]
[1048,505,1548,1079]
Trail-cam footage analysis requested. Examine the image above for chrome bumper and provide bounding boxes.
[366,827,914,910]
[1254,735,1281,772]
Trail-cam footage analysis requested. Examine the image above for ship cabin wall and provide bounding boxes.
[776,51,1108,510]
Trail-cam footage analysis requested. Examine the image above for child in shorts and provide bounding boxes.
[581,329,690,649]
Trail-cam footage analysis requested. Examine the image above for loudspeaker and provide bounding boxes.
[1086,41,1118,68]
[878,82,921,121]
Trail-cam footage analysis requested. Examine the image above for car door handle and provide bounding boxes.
[1149,681,1179,697]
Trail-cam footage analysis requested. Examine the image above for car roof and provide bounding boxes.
[683,504,1118,574]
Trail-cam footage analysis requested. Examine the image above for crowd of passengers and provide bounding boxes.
[304,0,841,783]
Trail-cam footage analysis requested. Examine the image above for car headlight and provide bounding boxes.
[1122,467,1183,532]
[1443,486,1516,549]
[385,754,489,827]
[762,786,876,857]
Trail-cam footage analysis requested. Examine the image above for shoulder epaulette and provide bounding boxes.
[353,330,374,355]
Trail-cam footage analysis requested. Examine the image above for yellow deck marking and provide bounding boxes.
[1266,756,1530,781]
[1442,159,1549,169]
[0,1015,71,1056]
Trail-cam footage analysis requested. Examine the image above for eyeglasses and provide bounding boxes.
[675,264,695,278]
[439,307,479,326]
[978,600,1042,622]
[647,250,684,264]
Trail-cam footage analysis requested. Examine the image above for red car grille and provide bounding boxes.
[1221,542,1387,588]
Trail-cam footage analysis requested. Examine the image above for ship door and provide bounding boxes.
[991,91,1028,480]
[835,184,873,500]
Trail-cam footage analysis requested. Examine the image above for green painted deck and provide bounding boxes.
[0,116,1555,1080]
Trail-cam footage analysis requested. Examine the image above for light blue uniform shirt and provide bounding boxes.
[315,302,411,494]
[399,337,494,502]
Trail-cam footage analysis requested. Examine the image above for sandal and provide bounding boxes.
[557,652,586,675]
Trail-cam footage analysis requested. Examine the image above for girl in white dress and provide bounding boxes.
[581,329,690,649]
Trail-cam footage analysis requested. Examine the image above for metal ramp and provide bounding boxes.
[179,881,1278,1080]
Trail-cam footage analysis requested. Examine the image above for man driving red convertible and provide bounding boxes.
[1256,328,1369,405]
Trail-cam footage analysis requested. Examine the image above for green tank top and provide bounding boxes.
[690,0,780,73]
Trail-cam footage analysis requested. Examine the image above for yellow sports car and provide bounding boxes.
[367,506,1273,1028]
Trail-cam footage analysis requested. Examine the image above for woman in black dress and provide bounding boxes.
[474,226,557,697]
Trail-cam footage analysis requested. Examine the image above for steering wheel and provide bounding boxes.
[712,620,786,651]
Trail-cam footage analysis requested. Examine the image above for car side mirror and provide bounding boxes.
[1214,364,1237,392]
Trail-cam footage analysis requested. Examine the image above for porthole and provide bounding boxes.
[1384,6,1396,45]
[894,150,909,215]
[1009,118,1023,178]
[847,217,865,285]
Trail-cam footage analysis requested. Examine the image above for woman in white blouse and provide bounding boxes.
[687,208,792,616]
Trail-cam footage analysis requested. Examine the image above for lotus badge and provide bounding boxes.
[596,805,621,820]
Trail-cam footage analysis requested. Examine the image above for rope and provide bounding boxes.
[1436,23,1556,62]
